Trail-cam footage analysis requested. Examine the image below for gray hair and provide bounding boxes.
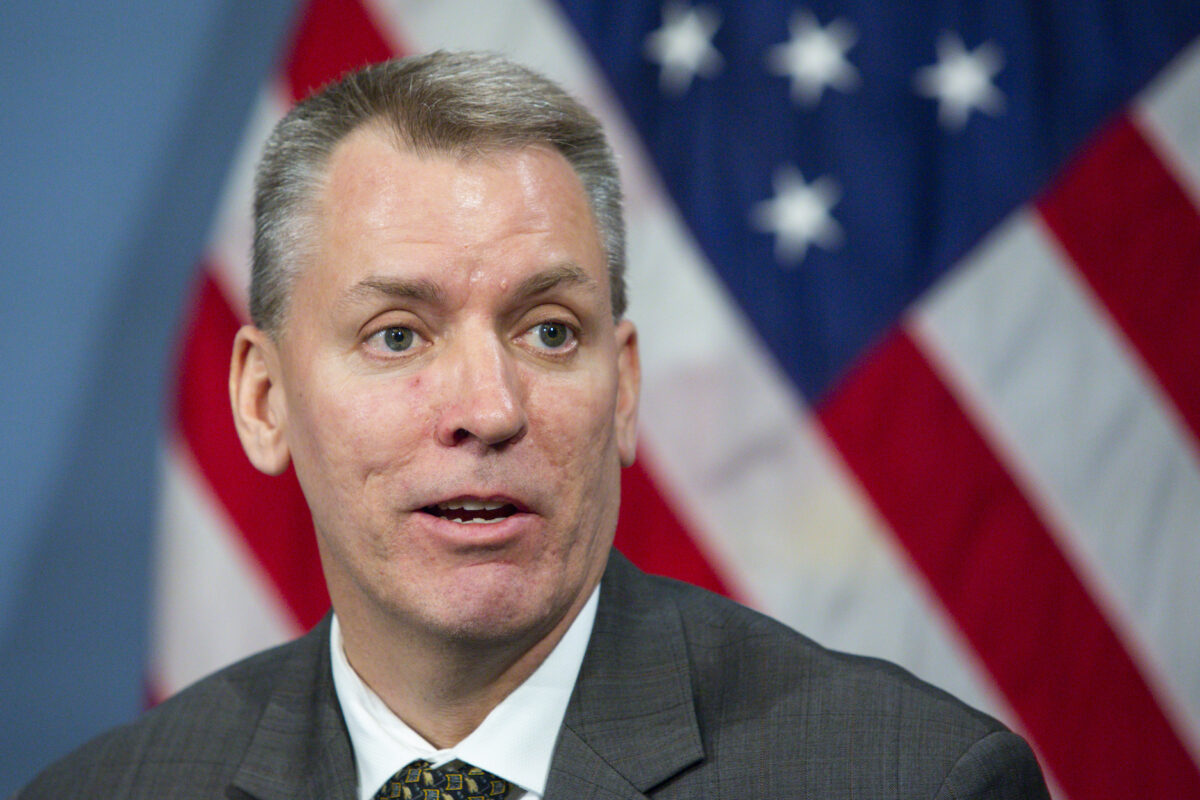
[250,50,626,334]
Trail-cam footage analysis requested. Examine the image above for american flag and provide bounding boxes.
[152,2,1200,797]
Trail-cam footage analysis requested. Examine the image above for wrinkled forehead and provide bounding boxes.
[263,122,609,339]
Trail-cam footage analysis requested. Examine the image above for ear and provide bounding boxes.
[229,324,291,475]
[613,319,641,467]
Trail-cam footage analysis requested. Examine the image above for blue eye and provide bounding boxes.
[536,322,570,348]
[381,326,416,352]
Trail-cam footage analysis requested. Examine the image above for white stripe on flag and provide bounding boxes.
[912,209,1200,760]
[371,0,1005,718]
[151,437,299,694]
[205,85,292,320]
[1136,37,1200,214]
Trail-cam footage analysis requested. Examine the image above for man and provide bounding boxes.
[20,51,1050,798]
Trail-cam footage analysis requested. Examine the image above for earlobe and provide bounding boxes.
[229,325,291,476]
[613,319,641,467]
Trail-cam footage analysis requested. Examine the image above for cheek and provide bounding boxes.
[525,366,620,478]
[290,372,433,485]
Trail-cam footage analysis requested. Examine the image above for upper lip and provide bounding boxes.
[418,494,532,514]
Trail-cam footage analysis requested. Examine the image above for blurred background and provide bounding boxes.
[3,2,1200,797]
[0,0,295,789]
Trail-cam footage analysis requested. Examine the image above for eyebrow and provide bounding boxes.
[339,276,445,307]
[511,263,600,303]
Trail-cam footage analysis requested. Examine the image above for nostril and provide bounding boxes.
[446,424,524,450]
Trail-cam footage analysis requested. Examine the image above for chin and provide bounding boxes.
[417,578,567,647]
[425,606,550,649]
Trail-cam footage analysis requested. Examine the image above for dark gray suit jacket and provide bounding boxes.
[19,553,1050,798]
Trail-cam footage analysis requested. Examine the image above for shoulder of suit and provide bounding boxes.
[639,573,1030,793]
[16,620,329,796]
[646,571,1005,741]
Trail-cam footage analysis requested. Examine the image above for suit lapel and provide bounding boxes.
[546,554,704,799]
[231,617,358,800]
[227,557,702,800]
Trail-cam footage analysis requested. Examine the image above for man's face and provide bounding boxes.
[262,126,638,651]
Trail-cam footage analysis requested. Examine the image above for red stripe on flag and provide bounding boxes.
[616,452,735,598]
[284,0,398,103]
[175,271,330,629]
[819,329,1200,798]
[1038,115,1200,447]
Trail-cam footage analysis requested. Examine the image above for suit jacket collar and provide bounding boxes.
[227,554,703,800]
[547,553,705,799]
[231,616,358,800]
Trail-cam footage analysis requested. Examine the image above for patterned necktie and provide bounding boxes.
[373,759,512,800]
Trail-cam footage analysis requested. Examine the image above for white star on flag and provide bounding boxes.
[914,31,1006,131]
[751,165,844,265]
[766,10,860,105]
[644,1,724,95]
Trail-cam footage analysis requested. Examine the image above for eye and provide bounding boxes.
[374,326,421,352]
[518,320,578,356]
[534,321,572,349]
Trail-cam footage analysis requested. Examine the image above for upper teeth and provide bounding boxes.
[438,500,506,511]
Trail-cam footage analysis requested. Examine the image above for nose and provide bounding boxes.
[435,331,528,449]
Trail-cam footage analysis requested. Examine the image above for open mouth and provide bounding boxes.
[421,499,522,524]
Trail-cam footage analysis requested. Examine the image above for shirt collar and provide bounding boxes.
[331,586,599,800]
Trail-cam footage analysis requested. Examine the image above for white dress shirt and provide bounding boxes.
[330,587,599,800]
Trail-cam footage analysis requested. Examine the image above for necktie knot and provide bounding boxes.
[373,759,512,800]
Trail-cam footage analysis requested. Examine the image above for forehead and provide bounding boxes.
[279,125,613,328]
[314,125,600,258]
